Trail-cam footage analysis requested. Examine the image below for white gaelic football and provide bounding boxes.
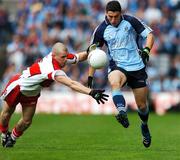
[88,49,108,69]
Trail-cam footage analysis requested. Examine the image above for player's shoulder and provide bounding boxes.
[95,19,109,34]
[40,52,52,62]
[122,14,144,29]
[123,14,139,22]
[38,52,58,70]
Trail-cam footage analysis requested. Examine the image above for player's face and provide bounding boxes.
[106,11,121,27]
[56,51,68,68]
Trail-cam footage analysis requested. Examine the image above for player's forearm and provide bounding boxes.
[77,51,88,62]
[145,33,154,50]
[55,75,91,94]
[69,80,91,94]
[89,66,95,77]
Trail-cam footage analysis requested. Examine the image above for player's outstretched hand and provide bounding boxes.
[89,89,109,104]
[140,47,150,65]
[87,43,97,54]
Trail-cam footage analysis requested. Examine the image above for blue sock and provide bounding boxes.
[112,90,126,112]
[138,107,149,124]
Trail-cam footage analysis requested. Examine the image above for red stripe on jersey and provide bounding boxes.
[67,53,75,59]
[1,74,21,96]
[4,85,21,108]
[48,72,52,79]
[29,63,41,76]
[52,58,61,70]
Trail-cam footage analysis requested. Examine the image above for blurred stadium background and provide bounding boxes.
[0,0,179,115]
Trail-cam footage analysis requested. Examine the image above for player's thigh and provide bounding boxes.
[21,105,36,122]
[132,86,148,106]
[108,70,127,88]
[0,101,16,117]
[20,94,39,121]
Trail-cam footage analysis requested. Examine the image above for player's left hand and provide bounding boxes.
[87,43,97,54]
[89,89,109,104]
[140,47,150,65]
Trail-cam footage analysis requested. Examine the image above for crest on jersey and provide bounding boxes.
[124,26,128,32]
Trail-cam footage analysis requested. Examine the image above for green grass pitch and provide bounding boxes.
[0,113,180,160]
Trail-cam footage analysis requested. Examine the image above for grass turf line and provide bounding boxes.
[0,113,180,160]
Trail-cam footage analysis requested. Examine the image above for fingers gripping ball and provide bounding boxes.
[88,49,108,69]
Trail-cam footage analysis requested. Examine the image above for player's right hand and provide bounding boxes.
[89,89,109,104]
[88,76,93,88]
[140,47,150,65]
[87,43,97,54]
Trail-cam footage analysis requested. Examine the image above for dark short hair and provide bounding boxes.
[106,1,121,12]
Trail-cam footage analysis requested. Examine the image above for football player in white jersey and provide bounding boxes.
[87,1,154,148]
[0,42,109,148]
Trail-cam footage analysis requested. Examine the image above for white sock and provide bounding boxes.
[11,133,17,141]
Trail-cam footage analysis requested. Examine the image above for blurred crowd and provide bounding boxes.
[0,0,179,93]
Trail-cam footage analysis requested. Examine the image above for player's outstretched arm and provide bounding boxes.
[67,43,100,64]
[66,51,89,64]
[77,51,89,62]
[55,75,109,104]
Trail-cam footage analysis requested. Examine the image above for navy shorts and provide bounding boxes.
[109,66,148,89]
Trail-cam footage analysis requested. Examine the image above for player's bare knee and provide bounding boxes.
[137,103,147,111]
[109,81,120,89]
[0,111,11,122]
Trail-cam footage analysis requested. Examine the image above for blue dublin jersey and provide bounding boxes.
[91,14,153,71]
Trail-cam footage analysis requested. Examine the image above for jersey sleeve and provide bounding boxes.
[66,53,79,64]
[124,15,153,38]
[48,70,67,81]
[139,22,153,38]
[90,21,107,47]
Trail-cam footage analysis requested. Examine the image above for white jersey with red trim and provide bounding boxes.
[1,52,77,98]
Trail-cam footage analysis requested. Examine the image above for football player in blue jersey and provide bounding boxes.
[87,0,154,148]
